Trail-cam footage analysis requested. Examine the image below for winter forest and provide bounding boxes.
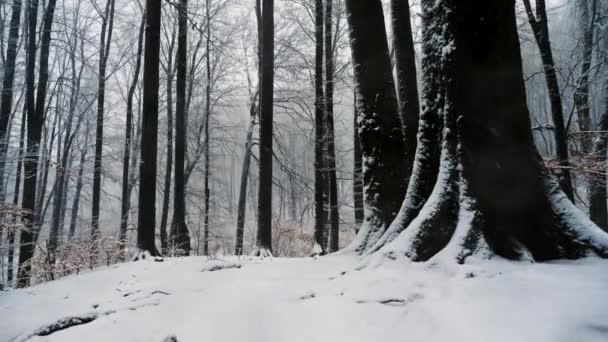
[1,0,608,340]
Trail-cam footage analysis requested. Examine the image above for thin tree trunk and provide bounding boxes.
[255,0,274,256]
[119,14,145,257]
[91,0,115,246]
[160,28,176,255]
[235,97,256,255]
[169,0,191,255]
[68,141,88,240]
[522,0,574,201]
[7,108,26,285]
[313,0,326,255]
[325,0,339,253]
[202,0,211,256]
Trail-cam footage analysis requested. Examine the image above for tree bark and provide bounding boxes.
[522,0,574,202]
[7,108,26,285]
[367,0,608,263]
[352,92,364,231]
[325,0,339,253]
[235,96,256,255]
[136,0,163,258]
[313,0,326,255]
[169,0,191,255]
[391,0,420,181]
[202,0,211,255]
[255,0,275,256]
[343,0,407,254]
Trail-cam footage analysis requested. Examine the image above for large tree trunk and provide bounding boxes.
[312,0,326,255]
[255,0,275,256]
[522,0,574,202]
[342,0,407,254]
[366,0,608,263]
[119,14,145,257]
[325,0,339,253]
[160,28,176,255]
[136,0,162,258]
[18,0,57,287]
[391,0,420,182]
[169,0,191,256]
[91,0,115,246]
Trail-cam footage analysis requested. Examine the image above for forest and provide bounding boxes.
[1,0,608,340]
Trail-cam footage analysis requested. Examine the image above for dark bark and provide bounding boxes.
[255,0,275,256]
[343,0,407,253]
[353,92,364,230]
[390,0,420,180]
[160,28,176,255]
[91,0,116,245]
[136,0,163,257]
[325,0,339,253]
[522,0,574,202]
[18,0,57,287]
[119,14,145,255]
[169,0,191,255]
[0,0,23,202]
[313,0,326,254]
[369,0,608,263]
[588,62,608,230]
[202,0,211,255]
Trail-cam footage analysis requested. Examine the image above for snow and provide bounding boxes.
[2,256,608,342]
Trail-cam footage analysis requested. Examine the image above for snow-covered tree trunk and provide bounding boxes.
[343,0,408,254]
[361,0,608,262]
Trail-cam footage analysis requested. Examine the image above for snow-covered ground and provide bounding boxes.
[2,255,608,342]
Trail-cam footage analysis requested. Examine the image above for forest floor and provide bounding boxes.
[1,255,608,342]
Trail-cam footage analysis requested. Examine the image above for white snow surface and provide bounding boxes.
[2,256,608,342]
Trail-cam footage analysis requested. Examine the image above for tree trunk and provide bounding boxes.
[522,0,574,202]
[202,0,211,256]
[342,0,407,254]
[235,97,256,255]
[68,141,88,240]
[353,92,364,231]
[169,0,191,256]
[7,108,26,286]
[324,0,340,253]
[573,0,597,155]
[18,0,57,287]
[160,28,176,255]
[367,0,608,263]
[0,0,23,203]
[391,0,420,181]
[136,0,163,258]
[119,14,145,257]
[91,0,115,246]
[255,0,275,256]
[313,0,326,255]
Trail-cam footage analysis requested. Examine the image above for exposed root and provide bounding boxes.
[33,314,99,337]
